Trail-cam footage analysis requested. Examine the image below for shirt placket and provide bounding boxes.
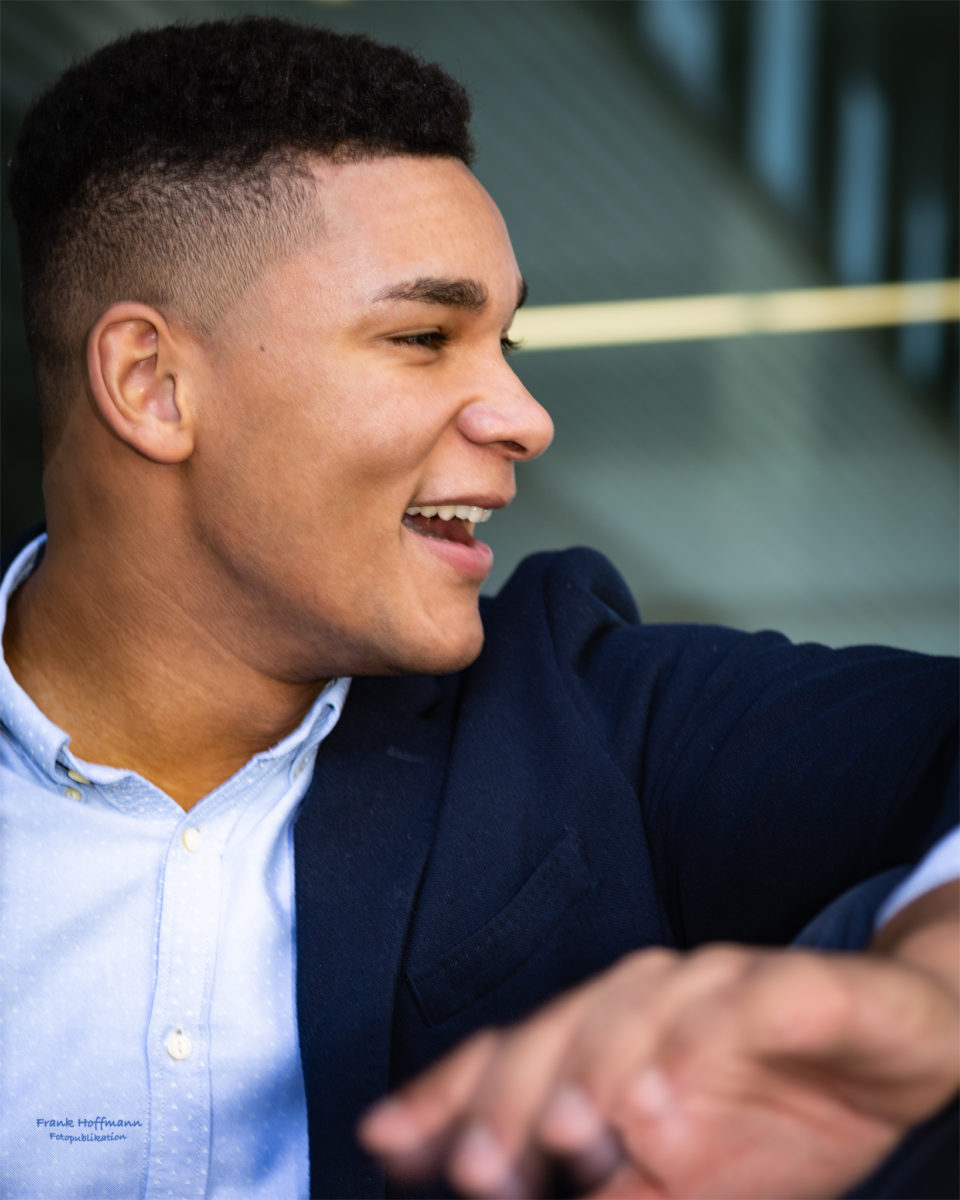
[144,818,223,1200]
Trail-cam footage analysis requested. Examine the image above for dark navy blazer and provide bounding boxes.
[291,548,958,1198]
[3,534,954,1197]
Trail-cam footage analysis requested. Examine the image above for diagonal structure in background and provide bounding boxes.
[513,280,960,350]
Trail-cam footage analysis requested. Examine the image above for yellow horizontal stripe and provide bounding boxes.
[511,279,960,351]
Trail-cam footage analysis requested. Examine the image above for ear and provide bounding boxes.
[86,302,195,463]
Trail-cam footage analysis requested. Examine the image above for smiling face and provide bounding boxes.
[187,155,553,680]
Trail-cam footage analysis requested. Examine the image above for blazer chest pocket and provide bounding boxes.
[405,830,593,1028]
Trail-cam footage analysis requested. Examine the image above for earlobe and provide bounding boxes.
[87,302,195,464]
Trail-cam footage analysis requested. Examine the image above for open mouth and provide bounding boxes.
[401,503,496,581]
[403,504,492,545]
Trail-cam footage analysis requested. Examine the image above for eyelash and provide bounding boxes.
[392,332,521,357]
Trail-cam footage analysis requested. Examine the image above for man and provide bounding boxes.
[1,15,956,1200]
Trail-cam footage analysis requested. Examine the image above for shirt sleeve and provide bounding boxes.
[875,826,960,928]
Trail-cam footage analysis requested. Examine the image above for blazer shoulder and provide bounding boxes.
[480,546,642,643]
[477,546,750,695]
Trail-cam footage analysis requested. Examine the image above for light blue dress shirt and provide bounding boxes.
[0,534,350,1199]
[1,534,956,1197]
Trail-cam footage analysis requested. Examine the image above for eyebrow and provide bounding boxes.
[373,275,529,313]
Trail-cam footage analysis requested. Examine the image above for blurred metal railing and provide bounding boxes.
[515,280,960,351]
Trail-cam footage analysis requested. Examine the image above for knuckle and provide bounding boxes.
[469,1026,503,1054]
[618,946,678,983]
[690,942,754,978]
[743,953,856,1053]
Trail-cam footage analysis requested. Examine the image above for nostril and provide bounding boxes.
[504,440,526,455]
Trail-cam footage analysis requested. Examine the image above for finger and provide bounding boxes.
[740,950,960,1123]
[615,1062,690,1171]
[535,946,759,1198]
[358,1028,499,1163]
[537,1083,625,1185]
[551,946,755,1119]
[563,1121,627,1189]
[445,987,593,1196]
[531,952,681,1190]
[538,947,711,1144]
[448,1125,547,1199]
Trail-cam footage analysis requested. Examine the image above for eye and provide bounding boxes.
[391,331,449,350]
[388,330,521,357]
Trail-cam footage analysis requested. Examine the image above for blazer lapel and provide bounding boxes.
[294,671,452,1198]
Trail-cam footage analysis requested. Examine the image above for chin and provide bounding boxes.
[432,632,485,675]
[376,618,485,678]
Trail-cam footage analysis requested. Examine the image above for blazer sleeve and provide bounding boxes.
[526,547,958,949]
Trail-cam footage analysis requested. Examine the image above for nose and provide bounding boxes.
[457,365,554,461]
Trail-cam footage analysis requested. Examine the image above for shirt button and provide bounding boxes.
[66,769,91,785]
[64,787,82,802]
[165,1027,192,1060]
[182,827,202,853]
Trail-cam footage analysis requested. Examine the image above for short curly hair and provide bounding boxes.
[8,16,474,451]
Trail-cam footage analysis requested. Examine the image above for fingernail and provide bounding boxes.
[358,1099,422,1152]
[625,1066,674,1118]
[541,1084,604,1147]
[451,1123,520,1194]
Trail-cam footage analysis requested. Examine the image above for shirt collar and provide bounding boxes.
[0,531,351,789]
[0,533,68,782]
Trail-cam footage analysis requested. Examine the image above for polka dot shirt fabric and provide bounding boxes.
[0,535,350,1199]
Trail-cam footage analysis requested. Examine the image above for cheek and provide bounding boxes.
[197,352,451,556]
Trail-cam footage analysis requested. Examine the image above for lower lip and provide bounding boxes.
[403,522,494,582]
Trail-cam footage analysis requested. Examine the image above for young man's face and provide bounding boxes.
[190,155,553,680]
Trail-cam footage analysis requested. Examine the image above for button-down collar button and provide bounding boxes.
[182,827,202,853]
[64,786,82,802]
[66,769,91,785]
[165,1027,192,1060]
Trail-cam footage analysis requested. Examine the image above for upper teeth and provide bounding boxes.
[405,505,492,523]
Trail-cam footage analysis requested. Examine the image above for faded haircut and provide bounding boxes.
[7,16,474,453]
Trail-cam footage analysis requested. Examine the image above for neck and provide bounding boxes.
[4,534,328,811]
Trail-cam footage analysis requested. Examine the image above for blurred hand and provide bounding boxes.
[359,890,958,1199]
